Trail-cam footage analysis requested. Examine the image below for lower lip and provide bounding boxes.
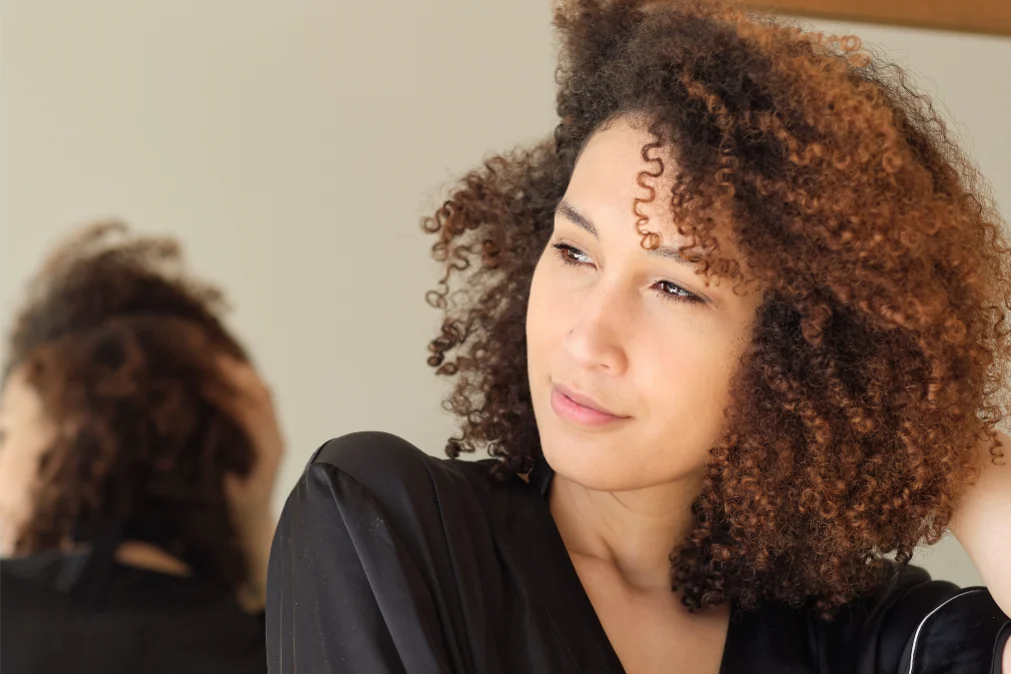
[550,387,627,428]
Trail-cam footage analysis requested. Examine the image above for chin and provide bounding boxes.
[539,428,652,493]
[537,418,714,495]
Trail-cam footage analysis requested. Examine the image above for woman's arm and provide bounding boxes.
[267,435,456,673]
[948,430,1011,671]
[949,431,1011,615]
[212,356,285,614]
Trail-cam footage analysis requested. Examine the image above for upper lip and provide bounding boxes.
[553,383,628,418]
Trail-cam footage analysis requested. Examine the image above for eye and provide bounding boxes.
[654,280,703,305]
[551,242,704,305]
[552,243,593,267]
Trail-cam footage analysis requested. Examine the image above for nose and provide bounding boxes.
[562,283,629,374]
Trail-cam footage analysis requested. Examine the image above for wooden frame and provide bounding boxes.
[746,0,1011,36]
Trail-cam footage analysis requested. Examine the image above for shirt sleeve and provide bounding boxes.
[265,434,455,674]
[821,565,1010,674]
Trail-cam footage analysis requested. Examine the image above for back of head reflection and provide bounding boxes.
[0,221,279,674]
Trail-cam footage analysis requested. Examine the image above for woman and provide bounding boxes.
[0,222,284,674]
[267,1,1010,671]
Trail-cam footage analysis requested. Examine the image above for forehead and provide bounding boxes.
[566,118,744,260]
[569,118,662,202]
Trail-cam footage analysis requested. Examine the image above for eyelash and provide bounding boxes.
[551,243,702,305]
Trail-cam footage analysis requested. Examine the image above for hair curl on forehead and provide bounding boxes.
[590,114,752,289]
[422,0,1011,615]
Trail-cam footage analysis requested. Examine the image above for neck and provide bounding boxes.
[2,538,190,577]
[113,540,191,576]
[549,471,702,593]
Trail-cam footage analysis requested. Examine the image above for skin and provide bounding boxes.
[0,355,282,614]
[950,434,1011,674]
[526,117,1010,672]
[0,368,57,556]
[526,118,762,671]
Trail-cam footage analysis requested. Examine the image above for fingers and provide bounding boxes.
[217,355,271,398]
[207,356,273,415]
[207,355,285,463]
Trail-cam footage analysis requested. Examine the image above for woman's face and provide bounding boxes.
[526,117,763,493]
[0,369,55,555]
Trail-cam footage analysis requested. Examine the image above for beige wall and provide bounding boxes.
[1,1,1008,588]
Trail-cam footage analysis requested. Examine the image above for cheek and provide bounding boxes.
[0,440,43,553]
[639,332,741,441]
[525,261,567,366]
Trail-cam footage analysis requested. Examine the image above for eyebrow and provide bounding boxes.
[554,199,695,265]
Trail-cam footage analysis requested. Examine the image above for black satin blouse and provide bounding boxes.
[1,551,267,674]
[266,431,1010,673]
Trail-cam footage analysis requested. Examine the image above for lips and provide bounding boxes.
[552,383,624,417]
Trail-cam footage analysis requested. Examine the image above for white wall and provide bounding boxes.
[1,1,1008,588]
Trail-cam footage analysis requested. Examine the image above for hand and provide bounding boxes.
[210,356,285,517]
[207,355,285,612]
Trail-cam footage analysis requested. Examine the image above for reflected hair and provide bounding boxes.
[4,222,255,593]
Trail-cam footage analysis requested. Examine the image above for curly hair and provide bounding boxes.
[3,221,255,594]
[422,0,1011,615]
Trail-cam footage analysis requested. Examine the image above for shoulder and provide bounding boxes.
[1,551,76,597]
[819,565,1009,673]
[292,431,505,527]
[2,554,81,651]
[309,431,449,490]
[309,430,493,492]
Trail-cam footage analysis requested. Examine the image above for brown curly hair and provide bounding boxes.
[423,0,1011,614]
[3,222,255,594]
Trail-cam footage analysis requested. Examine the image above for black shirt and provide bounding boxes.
[266,431,1011,673]
[1,550,267,674]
